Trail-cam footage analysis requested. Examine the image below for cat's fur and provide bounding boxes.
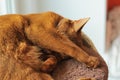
[0,12,99,80]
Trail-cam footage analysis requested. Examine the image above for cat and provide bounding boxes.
[0,11,99,80]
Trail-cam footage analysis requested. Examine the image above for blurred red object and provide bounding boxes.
[108,0,120,11]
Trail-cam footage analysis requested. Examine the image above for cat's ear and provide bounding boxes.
[73,17,90,32]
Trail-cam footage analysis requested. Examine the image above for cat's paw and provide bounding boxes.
[40,55,57,72]
[86,56,100,68]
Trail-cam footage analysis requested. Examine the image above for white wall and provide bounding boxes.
[12,0,106,55]
[0,0,7,14]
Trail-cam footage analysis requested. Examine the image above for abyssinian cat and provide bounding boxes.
[0,12,99,80]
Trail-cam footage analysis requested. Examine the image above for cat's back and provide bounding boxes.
[0,12,63,29]
[25,12,63,28]
[26,11,63,21]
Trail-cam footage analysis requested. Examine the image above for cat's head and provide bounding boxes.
[57,17,90,37]
[57,17,98,54]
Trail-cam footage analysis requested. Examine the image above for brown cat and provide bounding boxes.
[0,12,99,80]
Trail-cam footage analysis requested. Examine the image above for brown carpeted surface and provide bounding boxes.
[52,59,105,80]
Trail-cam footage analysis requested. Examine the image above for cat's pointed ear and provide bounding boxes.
[73,17,90,32]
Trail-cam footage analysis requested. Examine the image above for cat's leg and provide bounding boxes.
[15,42,57,72]
[26,27,99,68]
[40,55,57,72]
